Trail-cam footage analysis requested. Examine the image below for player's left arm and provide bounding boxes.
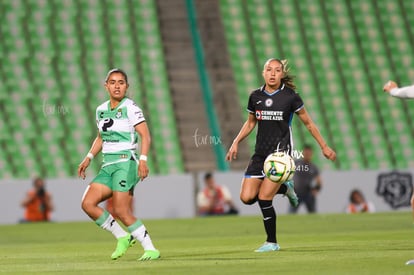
[296,108,336,161]
[78,133,103,179]
[135,122,151,181]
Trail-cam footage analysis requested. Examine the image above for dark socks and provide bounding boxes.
[258,199,277,243]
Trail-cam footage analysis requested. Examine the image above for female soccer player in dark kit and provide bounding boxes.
[226,58,336,252]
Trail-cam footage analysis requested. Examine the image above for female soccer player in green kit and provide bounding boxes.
[226,59,336,252]
[78,68,160,261]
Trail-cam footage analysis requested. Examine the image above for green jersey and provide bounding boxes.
[96,97,145,165]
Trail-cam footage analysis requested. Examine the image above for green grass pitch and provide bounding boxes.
[0,212,413,274]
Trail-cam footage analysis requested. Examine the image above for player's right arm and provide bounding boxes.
[78,132,103,179]
[226,113,257,161]
[297,108,336,161]
[383,81,414,99]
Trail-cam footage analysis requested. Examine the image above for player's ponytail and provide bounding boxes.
[279,59,296,90]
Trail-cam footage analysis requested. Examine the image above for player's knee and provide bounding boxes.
[81,199,94,214]
[240,194,258,205]
[113,207,129,222]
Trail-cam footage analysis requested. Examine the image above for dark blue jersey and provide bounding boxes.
[247,84,304,156]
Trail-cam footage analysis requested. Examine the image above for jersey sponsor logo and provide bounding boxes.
[101,132,120,143]
[102,118,114,131]
[96,100,141,153]
[265,98,273,107]
[255,110,284,121]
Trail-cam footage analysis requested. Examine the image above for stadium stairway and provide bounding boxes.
[156,0,217,172]
[193,0,250,170]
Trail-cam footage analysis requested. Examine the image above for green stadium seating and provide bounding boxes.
[220,0,414,170]
[350,0,413,169]
[2,0,414,178]
[219,0,259,152]
[0,0,184,178]
[132,0,184,174]
[376,0,414,166]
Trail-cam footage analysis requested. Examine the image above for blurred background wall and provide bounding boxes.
[1,170,411,224]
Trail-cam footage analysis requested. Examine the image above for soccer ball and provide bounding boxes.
[263,151,296,183]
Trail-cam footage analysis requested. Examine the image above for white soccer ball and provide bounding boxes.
[263,151,296,183]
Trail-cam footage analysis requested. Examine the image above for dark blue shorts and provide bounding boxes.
[244,154,266,178]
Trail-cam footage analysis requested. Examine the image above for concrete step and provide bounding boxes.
[156,0,187,18]
[156,0,217,172]
[168,69,199,79]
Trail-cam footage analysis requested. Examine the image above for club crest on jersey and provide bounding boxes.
[265,98,273,107]
[116,109,122,119]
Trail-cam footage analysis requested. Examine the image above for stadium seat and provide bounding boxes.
[350,0,414,168]
[377,0,414,163]
[0,0,184,178]
[220,0,414,170]
[133,0,184,173]
[2,0,414,177]
[219,0,260,151]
